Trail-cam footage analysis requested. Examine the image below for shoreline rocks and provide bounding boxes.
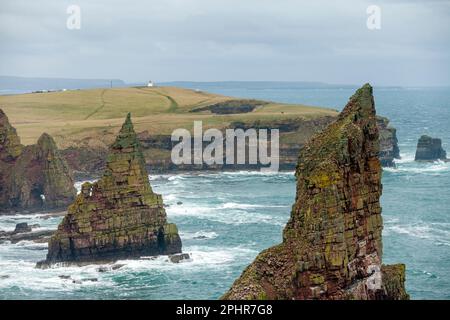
[0,223,54,244]
[222,84,408,300]
[37,113,182,267]
[13,222,32,234]
[0,108,76,214]
[415,135,448,161]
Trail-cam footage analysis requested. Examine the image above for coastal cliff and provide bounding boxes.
[62,116,400,177]
[377,117,400,167]
[222,84,408,300]
[0,109,76,213]
[37,114,182,266]
[0,87,399,176]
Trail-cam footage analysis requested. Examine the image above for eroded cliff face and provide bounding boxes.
[222,84,408,300]
[62,116,400,177]
[0,109,76,213]
[377,117,400,167]
[38,114,182,266]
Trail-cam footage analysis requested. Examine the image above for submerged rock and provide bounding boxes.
[168,253,191,263]
[13,222,32,234]
[37,113,182,267]
[0,222,54,244]
[9,230,54,244]
[223,84,408,300]
[97,263,125,273]
[414,135,447,161]
[0,109,76,213]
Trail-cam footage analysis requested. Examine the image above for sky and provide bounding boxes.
[0,0,449,86]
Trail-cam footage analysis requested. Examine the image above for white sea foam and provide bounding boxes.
[393,153,415,164]
[163,194,177,202]
[219,202,287,209]
[149,174,171,181]
[385,222,450,247]
[166,203,286,226]
[0,213,52,221]
[0,213,60,232]
[168,175,186,181]
[115,245,258,272]
[74,179,97,193]
[0,245,258,287]
[0,259,115,292]
[223,170,295,176]
[385,160,450,174]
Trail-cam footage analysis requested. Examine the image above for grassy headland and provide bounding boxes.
[0,86,337,149]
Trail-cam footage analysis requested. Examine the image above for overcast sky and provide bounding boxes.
[0,0,449,86]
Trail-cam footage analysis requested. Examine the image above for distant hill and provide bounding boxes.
[0,76,126,94]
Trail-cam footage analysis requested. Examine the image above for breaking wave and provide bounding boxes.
[385,222,450,247]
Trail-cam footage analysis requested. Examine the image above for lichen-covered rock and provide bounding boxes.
[414,135,447,161]
[38,113,182,266]
[222,84,408,300]
[0,109,23,161]
[0,108,76,213]
[381,264,409,300]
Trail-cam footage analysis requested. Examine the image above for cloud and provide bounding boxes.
[0,0,449,86]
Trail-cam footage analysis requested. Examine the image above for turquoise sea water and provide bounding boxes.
[0,83,449,299]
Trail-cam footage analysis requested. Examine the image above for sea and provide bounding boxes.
[0,82,449,299]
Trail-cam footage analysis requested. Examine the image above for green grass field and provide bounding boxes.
[0,86,338,148]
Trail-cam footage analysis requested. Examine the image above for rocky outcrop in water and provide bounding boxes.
[37,114,182,267]
[377,117,400,167]
[0,109,76,214]
[222,84,408,300]
[0,223,54,244]
[414,135,447,161]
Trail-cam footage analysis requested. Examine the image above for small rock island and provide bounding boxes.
[37,113,182,267]
[414,135,447,161]
[223,84,408,300]
[0,108,76,213]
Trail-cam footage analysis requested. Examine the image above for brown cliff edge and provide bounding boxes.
[222,84,408,300]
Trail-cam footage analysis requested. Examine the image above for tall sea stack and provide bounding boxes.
[38,113,182,266]
[223,84,408,300]
[0,108,76,213]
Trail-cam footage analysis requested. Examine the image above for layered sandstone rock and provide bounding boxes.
[223,84,408,300]
[0,109,76,213]
[415,135,447,161]
[38,113,182,266]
